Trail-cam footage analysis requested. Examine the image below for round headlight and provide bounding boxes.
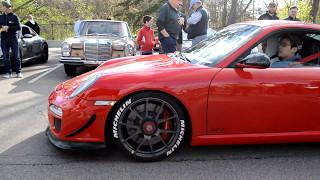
[125,45,134,56]
[62,42,71,56]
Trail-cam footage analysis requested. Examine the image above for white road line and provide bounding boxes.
[28,64,63,84]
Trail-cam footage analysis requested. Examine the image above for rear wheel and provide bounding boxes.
[64,64,77,76]
[111,92,187,161]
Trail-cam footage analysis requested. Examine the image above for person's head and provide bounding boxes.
[26,14,33,21]
[169,0,183,9]
[268,2,277,14]
[278,34,301,60]
[2,1,12,14]
[143,15,153,27]
[189,0,202,11]
[289,6,298,18]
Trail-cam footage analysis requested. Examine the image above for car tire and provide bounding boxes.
[64,64,77,76]
[39,43,49,63]
[111,92,187,162]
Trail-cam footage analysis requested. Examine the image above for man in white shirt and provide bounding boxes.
[187,0,209,46]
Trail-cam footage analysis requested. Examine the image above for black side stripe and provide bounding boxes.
[66,115,96,138]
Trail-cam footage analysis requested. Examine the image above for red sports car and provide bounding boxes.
[47,21,320,161]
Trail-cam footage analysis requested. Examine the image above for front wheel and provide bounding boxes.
[111,92,187,161]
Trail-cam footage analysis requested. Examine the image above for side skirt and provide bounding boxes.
[191,131,320,146]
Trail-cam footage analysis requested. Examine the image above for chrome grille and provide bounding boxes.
[84,40,112,61]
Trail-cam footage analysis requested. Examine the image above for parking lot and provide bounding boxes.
[1,49,320,180]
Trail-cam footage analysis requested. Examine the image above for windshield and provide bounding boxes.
[79,21,130,37]
[183,24,261,67]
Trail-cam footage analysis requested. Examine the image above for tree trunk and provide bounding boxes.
[311,0,320,23]
[222,0,229,27]
[227,0,238,25]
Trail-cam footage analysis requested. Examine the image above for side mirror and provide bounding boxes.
[236,53,270,69]
[23,34,33,38]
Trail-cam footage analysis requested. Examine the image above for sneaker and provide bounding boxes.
[2,73,11,78]
[16,73,23,78]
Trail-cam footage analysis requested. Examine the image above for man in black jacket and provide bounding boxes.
[258,2,279,20]
[0,1,22,78]
[284,6,301,21]
[156,0,184,53]
[25,14,40,35]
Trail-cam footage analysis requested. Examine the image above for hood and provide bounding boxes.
[60,54,206,96]
[64,36,128,44]
[96,54,203,75]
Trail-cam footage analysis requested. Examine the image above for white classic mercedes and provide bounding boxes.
[60,20,136,76]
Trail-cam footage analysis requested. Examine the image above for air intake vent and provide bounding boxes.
[54,118,62,133]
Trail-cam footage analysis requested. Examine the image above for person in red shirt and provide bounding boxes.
[137,15,155,55]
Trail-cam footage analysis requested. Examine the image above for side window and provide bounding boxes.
[22,27,31,36]
[29,28,37,36]
[299,34,320,67]
[235,32,320,68]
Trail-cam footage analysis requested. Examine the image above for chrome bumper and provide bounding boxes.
[60,57,106,66]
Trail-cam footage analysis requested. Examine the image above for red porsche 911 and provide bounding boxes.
[47,21,320,161]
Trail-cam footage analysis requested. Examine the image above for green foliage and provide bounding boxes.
[114,0,166,34]
[9,0,166,39]
[8,0,319,40]
[277,0,312,22]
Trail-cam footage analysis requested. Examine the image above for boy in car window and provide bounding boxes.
[270,34,302,68]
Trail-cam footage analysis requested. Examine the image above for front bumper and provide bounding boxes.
[48,86,115,148]
[46,127,105,150]
[60,57,105,66]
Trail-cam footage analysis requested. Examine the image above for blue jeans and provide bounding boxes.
[141,51,153,55]
[160,36,177,54]
[1,38,21,74]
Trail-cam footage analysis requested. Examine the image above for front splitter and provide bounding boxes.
[46,127,105,150]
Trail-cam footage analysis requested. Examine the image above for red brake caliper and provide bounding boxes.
[160,109,172,141]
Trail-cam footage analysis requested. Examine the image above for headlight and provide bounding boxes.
[125,44,134,56]
[70,73,102,98]
[113,42,126,51]
[62,42,71,56]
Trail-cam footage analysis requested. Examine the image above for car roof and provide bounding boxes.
[239,20,320,30]
[81,19,127,23]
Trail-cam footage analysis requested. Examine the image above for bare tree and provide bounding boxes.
[310,0,320,23]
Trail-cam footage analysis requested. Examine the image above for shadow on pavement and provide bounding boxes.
[1,130,320,164]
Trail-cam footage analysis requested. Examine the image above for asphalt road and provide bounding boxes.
[0,49,320,180]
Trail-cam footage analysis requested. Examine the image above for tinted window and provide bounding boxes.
[22,26,31,36]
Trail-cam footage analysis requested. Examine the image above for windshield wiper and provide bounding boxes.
[86,33,108,36]
[178,53,191,63]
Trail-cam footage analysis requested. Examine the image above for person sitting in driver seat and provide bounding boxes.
[270,34,302,68]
